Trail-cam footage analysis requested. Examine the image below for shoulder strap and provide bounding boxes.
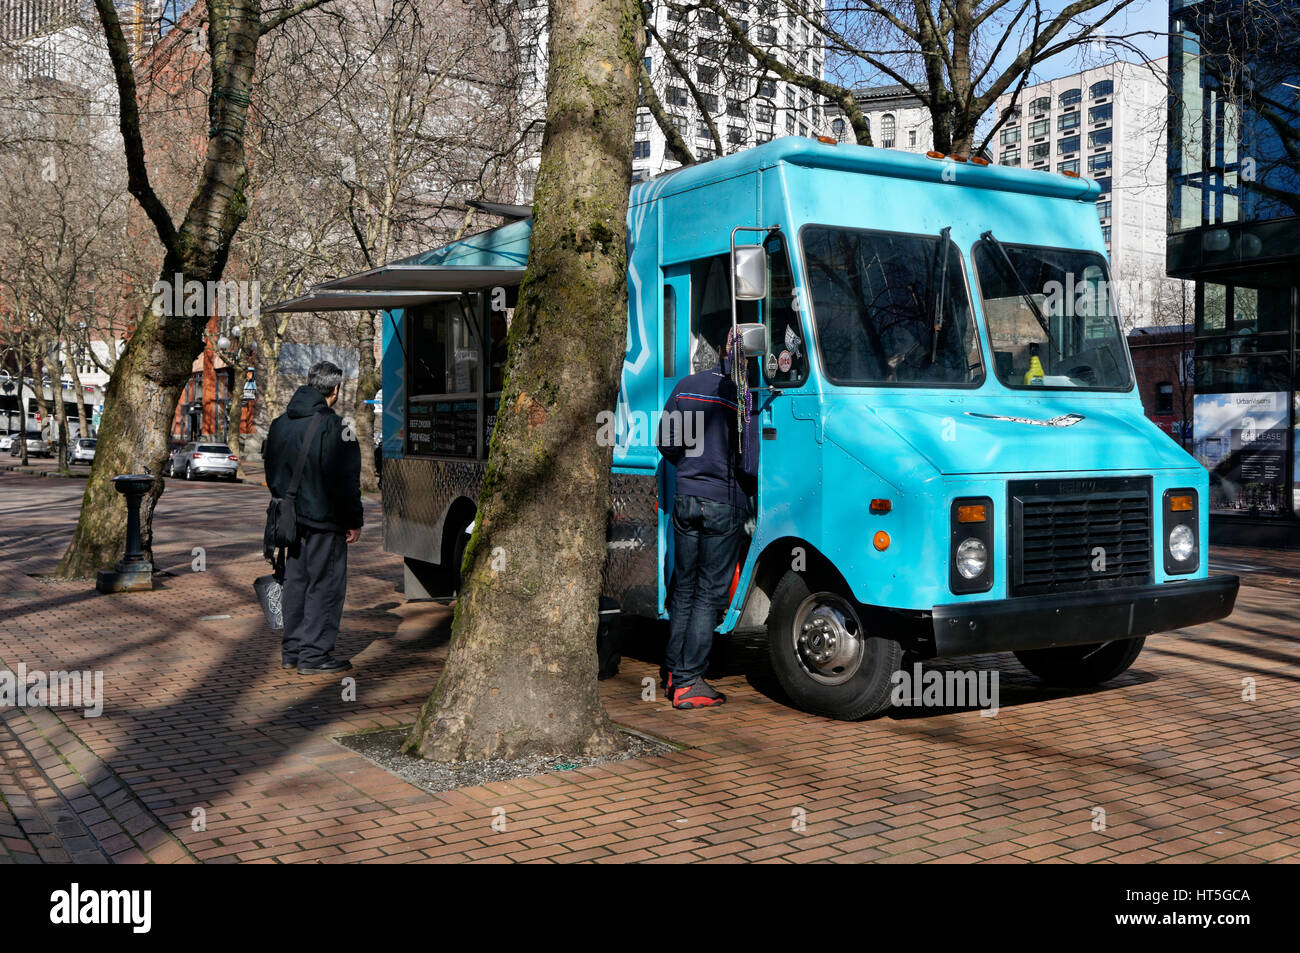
[286,410,326,500]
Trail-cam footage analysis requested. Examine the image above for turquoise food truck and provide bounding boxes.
[269,137,1238,720]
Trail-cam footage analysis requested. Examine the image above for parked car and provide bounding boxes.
[8,432,51,458]
[0,432,12,452]
[169,442,239,480]
[66,437,97,466]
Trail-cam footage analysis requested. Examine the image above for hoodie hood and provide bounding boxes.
[286,385,330,419]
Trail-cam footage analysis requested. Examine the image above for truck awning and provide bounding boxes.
[317,265,525,292]
[261,290,460,313]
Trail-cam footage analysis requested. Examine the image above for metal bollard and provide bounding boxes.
[95,474,156,593]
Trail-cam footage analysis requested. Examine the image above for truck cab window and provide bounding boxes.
[689,254,756,371]
[764,232,807,386]
[974,241,1131,390]
[801,226,983,386]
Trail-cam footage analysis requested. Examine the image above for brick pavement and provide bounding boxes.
[0,470,1297,863]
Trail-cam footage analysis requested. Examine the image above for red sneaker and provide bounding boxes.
[671,679,726,709]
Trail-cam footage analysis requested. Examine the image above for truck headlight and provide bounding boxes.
[1163,488,1199,575]
[1168,524,1194,563]
[956,538,987,579]
[950,497,994,593]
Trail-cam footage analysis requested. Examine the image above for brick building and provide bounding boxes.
[1127,324,1193,448]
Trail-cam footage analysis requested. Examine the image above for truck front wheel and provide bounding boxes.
[1014,637,1145,688]
[767,571,901,720]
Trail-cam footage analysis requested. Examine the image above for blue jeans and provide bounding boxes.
[667,494,746,687]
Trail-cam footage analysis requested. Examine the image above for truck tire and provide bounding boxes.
[766,570,901,720]
[1014,637,1145,688]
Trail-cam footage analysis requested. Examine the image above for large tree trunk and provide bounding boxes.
[57,302,206,575]
[404,0,642,762]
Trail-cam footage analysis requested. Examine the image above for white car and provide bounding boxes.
[169,442,239,480]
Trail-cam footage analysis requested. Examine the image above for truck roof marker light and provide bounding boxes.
[947,154,968,163]
[816,135,837,145]
[957,504,987,523]
[1062,169,1081,178]
[926,150,945,160]
[970,156,989,166]
[870,499,892,514]
[873,531,890,551]
[1169,495,1195,512]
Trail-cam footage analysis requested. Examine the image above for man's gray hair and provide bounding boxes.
[308,360,344,396]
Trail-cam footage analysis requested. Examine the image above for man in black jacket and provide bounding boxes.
[263,361,363,675]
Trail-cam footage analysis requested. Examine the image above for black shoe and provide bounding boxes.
[671,679,726,709]
[298,657,352,675]
[281,660,297,670]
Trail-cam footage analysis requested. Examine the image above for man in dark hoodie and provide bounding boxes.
[657,330,759,709]
[263,361,363,675]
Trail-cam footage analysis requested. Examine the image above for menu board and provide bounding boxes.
[408,399,478,458]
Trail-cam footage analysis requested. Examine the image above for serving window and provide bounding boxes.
[406,289,514,460]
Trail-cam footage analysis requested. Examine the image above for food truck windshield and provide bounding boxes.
[972,237,1132,392]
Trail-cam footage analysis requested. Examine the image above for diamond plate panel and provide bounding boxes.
[382,457,485,564]
[604,472,660,617]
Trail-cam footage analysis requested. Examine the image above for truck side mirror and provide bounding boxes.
[734,322,766,358]
[732,245,767,300]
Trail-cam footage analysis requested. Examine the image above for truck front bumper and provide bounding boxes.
[930,575,1239,657]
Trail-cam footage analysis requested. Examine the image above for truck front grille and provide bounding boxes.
[1008,477,1153,597]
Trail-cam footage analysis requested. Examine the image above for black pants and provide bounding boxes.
[281,528,348,666]
[666,494,746,687]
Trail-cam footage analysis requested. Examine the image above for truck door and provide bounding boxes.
[658,265,691,615]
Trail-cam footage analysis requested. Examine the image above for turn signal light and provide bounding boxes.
[873,531,890,551]
[870,499,892,514]
[816,135,838,145]
[956,504,987,523]
[1169,494,1195,512]
[926,150,945,160]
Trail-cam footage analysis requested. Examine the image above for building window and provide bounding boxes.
[1094,176,1111,195]
[1088,128,1112,149]
[1088,152,1112,175]
[1028,118,1049,138]
[633,140,651,159]
[1058,111,1080,132]
[1096,200,1111,219]
[666,86,687,108]
[881,113,896,148]
[908,129,916,147]
[697,65,717,86]
[700,93,718,113]
[1101,225,1111,243]
[757,24,776,43]
[697,121,712,139]
[757,79,775,98]
[1058,88,1081,108]
[785,113,794,133]
[830,117,845,137]
[1156,382,1174,414]
[1029,96,1051,114]
[635,111,650,134]
[758,104,776,124]
[727,99,745,118]
[1001,148,1021,166]
[1089,103,1112,125]
[1000,126,1020,145]
[1029,142,1049,162]
[728,126,746,146]
[1057,135,1080,155]
[785,88,795,107]
[1059,158,1079,174]
[1089,79,1113,99]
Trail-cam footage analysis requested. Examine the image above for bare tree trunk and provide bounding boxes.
[405,0,642,762]
[48,344,71,470]
[67,357,90,439]
[354,310,379,491]
[224,356,248,479]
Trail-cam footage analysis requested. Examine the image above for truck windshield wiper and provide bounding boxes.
[979,230,1061,360]
[929,226,952,365]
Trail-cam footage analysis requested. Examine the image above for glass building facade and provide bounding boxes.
[1168,0,1300,545]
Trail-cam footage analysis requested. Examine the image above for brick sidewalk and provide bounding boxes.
[0,470,1297,863]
